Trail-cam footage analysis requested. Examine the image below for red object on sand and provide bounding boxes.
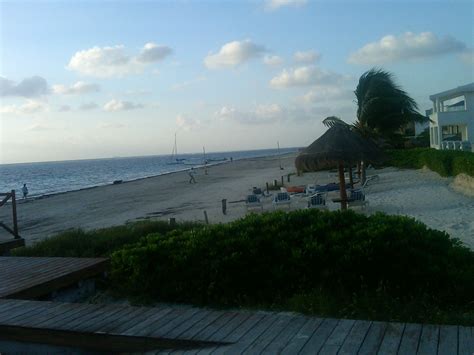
[286,186,305,193]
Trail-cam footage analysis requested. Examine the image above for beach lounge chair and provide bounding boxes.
[307,192,327,209]
[348,188,368,209]
[246,194,263,211]
[362,174,379,189]
[273,192,291,209]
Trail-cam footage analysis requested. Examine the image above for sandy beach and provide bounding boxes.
[1,153,473,249]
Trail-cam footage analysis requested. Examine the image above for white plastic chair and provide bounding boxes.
[273,192,291,209]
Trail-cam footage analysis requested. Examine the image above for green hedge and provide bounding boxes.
[12,220,202,258]
[110,210,474,313]
[386,148,474,177]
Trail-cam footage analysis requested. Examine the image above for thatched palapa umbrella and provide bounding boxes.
[295,124,382,210]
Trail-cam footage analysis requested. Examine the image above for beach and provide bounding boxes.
[1,153,473,249]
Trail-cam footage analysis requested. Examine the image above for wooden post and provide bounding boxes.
[221,199,227,215]
[287,174,290,183]
[169,217,176,227]
[281,176,284,186]
[338,162,348,210]
[11,190,19,238]
[266,182,269,194]
[274,179,278,187]
[203,210,209,224]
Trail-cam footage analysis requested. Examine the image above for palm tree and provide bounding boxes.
[354,68,427,141]
[323,68,427,182]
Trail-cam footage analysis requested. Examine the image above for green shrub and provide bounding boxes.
[386,148,474,177]
[110,210,474,314]
[12,220,202,258]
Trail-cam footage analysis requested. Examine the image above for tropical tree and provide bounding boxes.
[323,68,427,182]
[354,68,427,141]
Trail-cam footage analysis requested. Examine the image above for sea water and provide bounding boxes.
[0,148,297,198]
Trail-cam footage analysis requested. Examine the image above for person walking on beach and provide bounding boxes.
[188,168,196,184]
[21,183,29,199]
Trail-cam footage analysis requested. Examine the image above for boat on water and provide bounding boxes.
[167,133,186,165]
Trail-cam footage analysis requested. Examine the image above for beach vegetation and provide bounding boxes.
[387,148,474,177]
[12,220,202,258]
[109,209,474,325]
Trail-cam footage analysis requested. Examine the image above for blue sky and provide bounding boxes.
[1,0,473,163]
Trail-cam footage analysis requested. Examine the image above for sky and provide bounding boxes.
[0,0,473,164]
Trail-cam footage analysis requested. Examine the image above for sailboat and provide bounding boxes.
[167,133,186,165]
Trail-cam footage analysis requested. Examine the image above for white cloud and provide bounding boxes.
[302,87,354,103]
[27,124,50,132]
[265,0,307,10]
[58,105,72,112]
[172,76,206,90]
[136,43,172,63]
[103,99,144,112]
[270,65,347,88]
[460,49,474,65]
[98,122,127,129]
[52,81,100,95]
[204,40,266,69]
[216,104,285,124]
[79,102,99,111]
[263,55,283,67]
[348,32,467,64]
[0,76,49,97]
[67,43,172,77]
[294,50,321,63]
[0,100,47,115]
[176,114,201,131]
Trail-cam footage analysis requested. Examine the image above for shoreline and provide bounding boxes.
[14,152,295,204]
[1,153,472,249]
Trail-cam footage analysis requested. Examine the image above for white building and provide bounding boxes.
[429,82,474,152]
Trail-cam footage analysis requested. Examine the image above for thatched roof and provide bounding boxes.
[295,124,382,172]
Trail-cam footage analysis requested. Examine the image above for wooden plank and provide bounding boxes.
[418,324,439,354]
[212,313,277,354]
[281,317,324,354]
[398,323,422,355]
[438,325,458,355]
[318,319,356,355]
[175,310,224,340]
[242,313,294,354]
[377,322,405,355]
[207,312,266,354]
[77,305,133,332]
[191,312,238,341]
[358,321,387,354]
[101,307,157,335]
[0,257,108,299]
[459,326,474,355]
[261,315,308,354]
[121,307,173,337]
[204,311,251,343]
[165,309,213,339]
[299,318,339,354]
[148,308,202,337]
[2,302,65,326]
[338,320,372,355]
[26,302,90,327]
[34,303,100,328]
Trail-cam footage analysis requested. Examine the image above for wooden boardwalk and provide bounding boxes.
[0,257,108,299]
[0,299,472,354]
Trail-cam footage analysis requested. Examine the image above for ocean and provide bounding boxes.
[0,148,298,198]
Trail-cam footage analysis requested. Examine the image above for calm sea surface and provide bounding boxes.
[0,148,297,198]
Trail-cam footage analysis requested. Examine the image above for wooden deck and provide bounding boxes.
[0,299,472,354]
[0,257,108,299]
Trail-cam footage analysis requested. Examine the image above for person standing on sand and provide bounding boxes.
[189,168,196,184]
[22,183,28,199]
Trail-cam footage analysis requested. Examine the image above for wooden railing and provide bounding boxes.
[0,190,20,239]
